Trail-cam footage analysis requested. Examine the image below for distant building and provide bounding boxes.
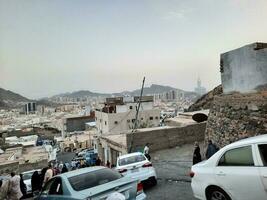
[62,112,95,138]
[154,90,185,102]
[95,96,160,134]
[23,102,36,114]
[194,78,206,96]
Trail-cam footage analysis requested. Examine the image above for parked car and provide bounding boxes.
[36,166,146,200]
[190,134,267,200]
[21,169,41,194]
[116,152,157,186]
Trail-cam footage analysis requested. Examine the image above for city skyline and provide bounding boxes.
[1,0,267,98]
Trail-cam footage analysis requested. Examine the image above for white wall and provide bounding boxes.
[95,109,160,134]
[221,43,267,93]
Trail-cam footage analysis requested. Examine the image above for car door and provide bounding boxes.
[215,145,265,200]
[39,177,71,200]
[256,144,267,195]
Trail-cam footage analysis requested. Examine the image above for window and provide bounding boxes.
[68,168,122,191]
[141,117,144,120]
[155,116,159,120]
[114,121,118,124]
[129,106,133,110]
[118,154,146,166]
[149,117,153,120]
[127,119,130,123]
[100,119,102,122]
[105,121,107,125]
[218,146,254,166]
[258,144,267,166]
[132,119,135,123]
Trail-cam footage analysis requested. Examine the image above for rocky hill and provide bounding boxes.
[187,85,223,112]
[0,88,30,109]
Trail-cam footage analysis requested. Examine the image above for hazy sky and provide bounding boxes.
[1,0,267,99]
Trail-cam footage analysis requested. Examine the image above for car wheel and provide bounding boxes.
[207,187,231,200]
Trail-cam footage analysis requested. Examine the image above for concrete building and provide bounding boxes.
[154,90,185,102]
[23,102,36,114]
[221,42,267,93]
[5,135,38,146]
[95,96,160,134]
[205,42,267,148]
[62,112,95,137]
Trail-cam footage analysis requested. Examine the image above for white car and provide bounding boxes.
[116,152,157,186]
[190,134,267,200]
[21,169,41,194]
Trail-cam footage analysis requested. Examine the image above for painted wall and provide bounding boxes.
[221,43,267,93]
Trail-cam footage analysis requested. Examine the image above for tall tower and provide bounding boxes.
[197,77,201,88]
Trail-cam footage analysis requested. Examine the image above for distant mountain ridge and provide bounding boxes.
[0,84,197,109]
[0,88,30,108]
[51,84,195,99]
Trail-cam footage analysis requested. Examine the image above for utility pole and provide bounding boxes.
[129,77,145,153]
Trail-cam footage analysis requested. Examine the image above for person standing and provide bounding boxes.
[43,164,53,187]
[8,172,23,200]
[61,164,68,174]
[0,179,10,200]
[31,171,41,195]
[95,156,101,166]
[205,140,218,159]
[19,174,27,199]
[193,142,202,165]
[144,143,151,161]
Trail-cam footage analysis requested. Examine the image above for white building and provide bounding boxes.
[95,96,160,134]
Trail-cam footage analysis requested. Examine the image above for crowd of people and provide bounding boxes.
[0,155,106,200]
[0,172,26,200]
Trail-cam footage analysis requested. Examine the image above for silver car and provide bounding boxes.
[36,166,146,200]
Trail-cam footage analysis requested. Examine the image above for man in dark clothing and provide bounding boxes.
[205,140,219,159]
[95,156,101,166]
[193,141,202,165]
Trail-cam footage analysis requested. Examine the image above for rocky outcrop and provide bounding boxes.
[205,91,267,148]
[187,85,223,112]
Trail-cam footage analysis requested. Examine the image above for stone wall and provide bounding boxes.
[205,91,267,148]
[0,160,48,174]
[126,123,206,153]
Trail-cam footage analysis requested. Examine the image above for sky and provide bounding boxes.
[1,0,267,99]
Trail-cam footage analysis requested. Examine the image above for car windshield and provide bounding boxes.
[22,172,34,180]
[68,168,122,191]
[118,154,146,166]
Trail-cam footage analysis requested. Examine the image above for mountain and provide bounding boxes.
[51,84,196,99]
[0,88,30,109]
[52,90,110,99]
[186,85,223,112]
[129,84,183,96]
